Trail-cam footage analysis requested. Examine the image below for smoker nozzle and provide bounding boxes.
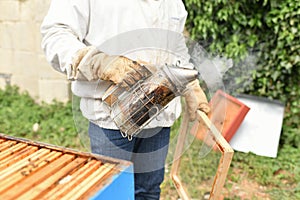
[162,64,199,93]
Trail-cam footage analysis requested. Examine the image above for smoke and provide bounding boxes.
[223,52,259,95]
[187,38,259,96]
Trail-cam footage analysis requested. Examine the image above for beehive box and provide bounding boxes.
[196,90,250,143]
[0,133,134,200]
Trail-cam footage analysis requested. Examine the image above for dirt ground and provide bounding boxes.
[161,169,272,200]
[161,179,271,200]
[222,179,271,200]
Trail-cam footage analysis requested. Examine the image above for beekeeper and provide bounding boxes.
[41,1,210,199]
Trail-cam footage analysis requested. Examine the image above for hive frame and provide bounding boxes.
[170,110,234,200]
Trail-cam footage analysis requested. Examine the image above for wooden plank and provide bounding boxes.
[17,157,87,200]
[42,159,102,200]
[210,151,234,199]
[81,167,121,199]
[196,110,233,152]
[0,134,127,166]
[0,143,27,160]
[170,110,234,200]
[0,153,74,200]
[60,163,115,200]
[196,111,234,200]
[0,148,50,180]
[171,109,190,173]
[0,140,18,152]
[0,145,38,171]
[0,151,63,194]
[170,108,192,200]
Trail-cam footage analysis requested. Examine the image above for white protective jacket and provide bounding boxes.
[41,0,191,129]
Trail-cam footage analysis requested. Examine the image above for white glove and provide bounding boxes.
[183,79,210,121]
[69,46,150,86]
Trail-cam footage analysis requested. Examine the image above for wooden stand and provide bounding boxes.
[170,110,234,200]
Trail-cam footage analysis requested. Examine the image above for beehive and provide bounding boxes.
[0,134,134,200]
[196,90,250,143]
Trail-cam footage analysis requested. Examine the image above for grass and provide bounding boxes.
[0,85,83,150]
[0,85,299,199]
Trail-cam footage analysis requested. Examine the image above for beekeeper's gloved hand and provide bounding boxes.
[183,79,210,121]
[68,46,150,86]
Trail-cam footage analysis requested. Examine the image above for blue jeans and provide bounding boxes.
[88,122,170,200]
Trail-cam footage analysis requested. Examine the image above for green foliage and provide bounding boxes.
[0,85,81,149]
[183,0,300,147]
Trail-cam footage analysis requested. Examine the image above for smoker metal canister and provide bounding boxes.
[104,64,199,139]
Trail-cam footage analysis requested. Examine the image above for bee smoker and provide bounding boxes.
[102,63,199,140]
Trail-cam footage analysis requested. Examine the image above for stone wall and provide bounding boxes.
[0,0,70,103]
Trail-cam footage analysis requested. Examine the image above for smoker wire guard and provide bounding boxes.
[171,110,234,200]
